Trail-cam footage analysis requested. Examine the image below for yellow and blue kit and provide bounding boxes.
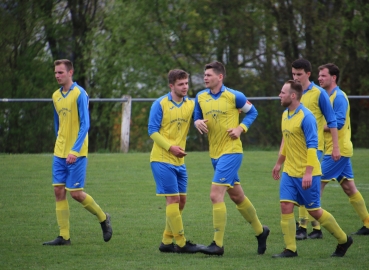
[322,86,354,182]
[301,82,337,153]
[148,92,194,166]
[279,104,321,209]
[52,82,89,158]
[52,82,89,189]
[193,85,258,159]
[148,92,194,195]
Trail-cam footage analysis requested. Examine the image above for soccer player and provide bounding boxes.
[194,61,269,256]
[272,80,353,258]
[291,58,340,240]
[43,59,112,246]
[148,69,204,253]
[318,63,369,235]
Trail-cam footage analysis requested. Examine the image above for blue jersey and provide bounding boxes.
[301,82,337,151]
[281,104,321,177]
[52,82,89,158]
[194,85,257,159]
[148,92,194,166]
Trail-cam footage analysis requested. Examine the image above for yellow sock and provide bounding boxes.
[298,206,309,229]
[318,209,347,244]
[56,200,70,240]
[309,212,321,230]
[166,203,185,247]
[213,202,227,247]
[349,191,369,227]
[162,218,173,245]
[281,213,297,252]
[236,196,263,235]
[81,194,106,222]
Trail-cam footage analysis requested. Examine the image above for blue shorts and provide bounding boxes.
[151,162,188,196]
[279,172,321,210]
[321,156,354,183]
[211,153,242,187]
[52,156,87,190]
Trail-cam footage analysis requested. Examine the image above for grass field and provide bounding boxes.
[1,150,369,270]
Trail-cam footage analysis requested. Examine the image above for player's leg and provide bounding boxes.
[229,184,269,254]
[341,178,369,235]
[309,208,353,257]
[68,157,112,242]
[273,173,298,258]
[151,162,180,252]
[43,156,70,246]
[296,206,308,240]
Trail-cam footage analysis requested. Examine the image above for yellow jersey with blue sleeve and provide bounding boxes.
[194,85,258,159]
[301,82,337,152]
[281,104,321,177]
[323,87,353,157]
[52,82,89,158]
[148,93,194,166]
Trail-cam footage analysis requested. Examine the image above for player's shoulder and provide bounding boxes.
[73,83,88,97]
[196,88,209,97]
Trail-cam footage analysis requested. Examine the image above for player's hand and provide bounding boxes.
[169,146,187,158]
[302,174,312,190]
[331,147,341,161]
[272,164,281,180]
[227,126,243,140]
[66,154,77,164]
[195,119,209,134]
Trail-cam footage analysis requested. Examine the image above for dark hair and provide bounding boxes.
[204,61,226,78]
[285,80,303,100]
[291,58,312,73]
[54,59,74,72]
[318,63,340,83]
[168,69,189,85]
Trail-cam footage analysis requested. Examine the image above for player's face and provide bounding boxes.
[292,68,310,86]
[55,64,72,87]
[318,68,334,90]
[204,68,222,90]
[170,78,189,100]
[279,83,293,107]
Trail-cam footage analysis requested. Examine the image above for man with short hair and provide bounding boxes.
[43,59,112,246]
[272,80,353,258]
[148,69,204,253]
[194,61,269,256]
[318,63,369,235]
[291,58,340,240]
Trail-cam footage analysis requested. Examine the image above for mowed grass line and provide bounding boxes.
[0,150,369,270]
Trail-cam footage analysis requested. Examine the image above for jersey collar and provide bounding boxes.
[167,92,189,102]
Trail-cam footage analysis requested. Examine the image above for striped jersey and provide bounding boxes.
[301,82,337,151]
[148,92,194,165]
[52,82,89,158]
[281,104,321,177]
[194,85,258,159]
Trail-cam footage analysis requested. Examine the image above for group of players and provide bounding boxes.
[148,59,369,258]
[44,58,368,259]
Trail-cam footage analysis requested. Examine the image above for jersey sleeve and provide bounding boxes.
[53,104,59,138]
[148,100,163,136]
[193,94,204,121]
[301,112,318,149]
[71,91,90,154]
[234,91,258,129]
[332,94,348,130]
[318,90,337,128]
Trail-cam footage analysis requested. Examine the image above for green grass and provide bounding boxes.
[1,150,369,269]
